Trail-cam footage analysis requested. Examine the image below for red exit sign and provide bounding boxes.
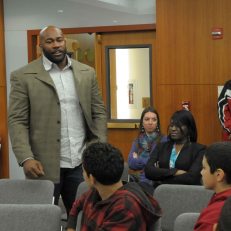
[211,28,223,40]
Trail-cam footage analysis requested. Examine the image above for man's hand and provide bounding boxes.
[23,159,45,178]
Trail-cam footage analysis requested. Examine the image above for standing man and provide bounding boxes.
[218,80,231,141]
[8,26,107,215]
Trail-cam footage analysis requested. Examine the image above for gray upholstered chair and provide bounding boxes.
[173,212,200,231]
[75,181,89,231]
[76,210,83,231]
[0,204,61,231]
[153,184,213,231]
[153,218,161,231]
[76,181,89,199]
[121,162,129,181]
[0,179,54,204]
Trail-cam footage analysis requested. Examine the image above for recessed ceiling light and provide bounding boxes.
[98,0,119,5]
[57,10,63,14]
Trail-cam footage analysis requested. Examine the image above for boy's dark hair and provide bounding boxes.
[82,142,124,185]
[168,110,198,142]
[205,142,231,184]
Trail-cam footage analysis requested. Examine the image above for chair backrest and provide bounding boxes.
[0,204,61,231]
[76,181,89,199]
[153,218,161,231]
[75,182,89,231]
[174,212,200,231]
[0,179,54,204]
[76,210,83,231]
[121,162,129,182]
[153,184,213,231]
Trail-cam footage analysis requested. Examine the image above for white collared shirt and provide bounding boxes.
[43,55,86,168]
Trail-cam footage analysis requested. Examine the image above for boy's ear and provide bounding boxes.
[89,174,96,185]
[216,168,225,182]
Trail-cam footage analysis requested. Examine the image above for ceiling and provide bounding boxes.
[3,0,155,30]
[67,0,155,15]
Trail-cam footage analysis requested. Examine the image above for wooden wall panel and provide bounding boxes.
[156,0,231,145]
[108,129,139,161]
[156,0,231,85]
[97,31,156,160]
[156,85,221,144]
[98,31,156,103]
[0,87,9,178]
[0,0,9,178]
[0,0,5,87]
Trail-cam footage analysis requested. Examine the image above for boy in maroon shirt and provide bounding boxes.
[194,142,231,231]
[67,142,161,231]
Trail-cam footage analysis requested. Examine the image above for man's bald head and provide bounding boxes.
[39,26,63,45]
[39,25,67,68]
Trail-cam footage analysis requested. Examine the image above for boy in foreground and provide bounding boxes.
[194,142,231,231]
[67,142,161,231]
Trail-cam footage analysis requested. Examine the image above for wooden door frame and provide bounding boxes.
[27,24,155,62]
[27,24,156,100]
[98,31,156,118]
[95,30,157,160]
[0,0,9,178]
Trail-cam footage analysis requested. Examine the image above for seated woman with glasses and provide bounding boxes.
[144,110,206,188]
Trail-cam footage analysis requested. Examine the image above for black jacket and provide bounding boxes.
[144,141,206,185]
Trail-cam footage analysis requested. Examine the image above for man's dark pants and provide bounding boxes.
[54,165,84,216]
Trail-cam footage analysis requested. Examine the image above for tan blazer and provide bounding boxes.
[8,58,107,183]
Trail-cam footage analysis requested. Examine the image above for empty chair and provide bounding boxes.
[0,204,61,231]
[174,213,200,231]
[0,179,54,204]
[153,184,213,231]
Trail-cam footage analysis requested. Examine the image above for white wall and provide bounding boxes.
[3,0,155,179]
